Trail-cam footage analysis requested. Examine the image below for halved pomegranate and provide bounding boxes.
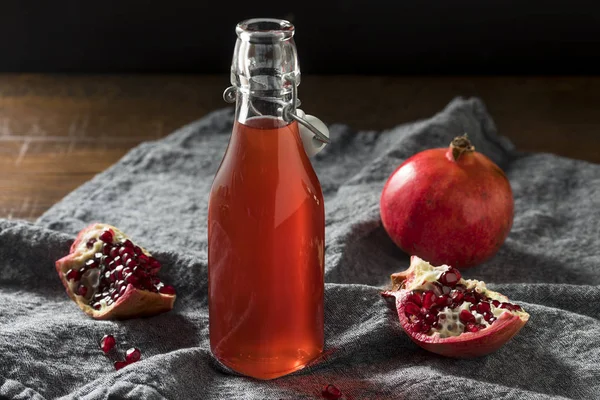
[56,223,176,320]
[382,256,529,358]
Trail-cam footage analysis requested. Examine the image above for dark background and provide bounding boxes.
[2,1,600,75]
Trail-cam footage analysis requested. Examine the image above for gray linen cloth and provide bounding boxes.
[1,98,599,399]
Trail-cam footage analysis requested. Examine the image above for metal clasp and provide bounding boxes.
[222,76,330,144]
[223,86,237,104]
[281,74,330,144]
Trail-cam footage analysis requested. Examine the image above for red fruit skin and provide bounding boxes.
[384,259,529,358]
[55,223,175,320]
[380,145,514,269]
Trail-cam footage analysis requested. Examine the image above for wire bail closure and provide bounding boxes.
[222,75,330,144]
[281,74,330,144]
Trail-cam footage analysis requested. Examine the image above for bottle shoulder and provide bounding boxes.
[210,124,323,203]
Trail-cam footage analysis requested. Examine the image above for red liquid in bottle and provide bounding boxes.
[208,117,325,380]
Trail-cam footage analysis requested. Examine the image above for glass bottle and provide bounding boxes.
[208,18,325,380]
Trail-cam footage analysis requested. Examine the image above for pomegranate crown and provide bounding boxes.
[449,134,475,161]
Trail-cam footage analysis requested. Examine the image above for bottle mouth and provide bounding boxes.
[236,18,295,43]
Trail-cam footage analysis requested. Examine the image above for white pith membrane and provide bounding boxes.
[403,257,528,338]
[63,223,162,312]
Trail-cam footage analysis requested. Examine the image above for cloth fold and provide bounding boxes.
[1,97,598,399]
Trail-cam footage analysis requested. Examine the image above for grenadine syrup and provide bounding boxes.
[208,116,324,379]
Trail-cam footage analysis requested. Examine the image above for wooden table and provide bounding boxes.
[1,74,599,221]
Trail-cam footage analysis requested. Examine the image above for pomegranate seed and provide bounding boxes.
[455,284,467,291]
[412,321,428,333]
[100,334,116,353]
[477,302,491,314]
[119,285,127,296]
[469,305,477,312]
[500,302,512,309]
[432,322,441,329]
[424,313,437,325]
[139,254,149,265]
[465,323,480,333]
[125,274,139,285]
[99,230,114,243]
[459,310,476,323]
[492,300,501,307]
[121,253,131,264]
[77,286,88,297]
[114,360,128,370]
[159,285,176,295]
[512,304,523,312]
[122,239,134,249]
[488,316,497,323]
[422,291,436,309]
[102,244,112,255]
[439,268,461,287]
[451,291,464,302]
[146,283,158,293]
[125,348,141,363]
[406,291,422,306]
[322,384,342,400]
[109,247,119,259]
[149,257,161,268]
[65,269,79,281]
[126,259,138,268]
[431,282,443,296]
[85,259,98,269]
[134,245,142,255]
[149,260,161,273]
[404,302,421,317]
[86,238,97,248]
[464,293,478,304]
[435,294,451,307]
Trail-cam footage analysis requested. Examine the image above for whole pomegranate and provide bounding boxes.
[56,223,176,319]
[382,256,529,358]
[380,135,514,269]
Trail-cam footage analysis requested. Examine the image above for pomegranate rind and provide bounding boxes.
[390,255,421,290]
[384,257,529,358]
[380,141,514,269]
[55,223,176,320]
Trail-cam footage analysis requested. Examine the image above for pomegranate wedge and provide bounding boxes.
[382,256,529,358]
[56,223,176,319]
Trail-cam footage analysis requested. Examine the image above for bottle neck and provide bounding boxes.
[235,91,293,126]
[230,18,299,126]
